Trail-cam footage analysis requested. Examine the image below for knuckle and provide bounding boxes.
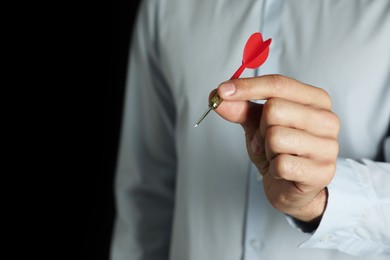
[263,98,282,123]
[273,155,286,179]
[266,125,283,150]
[320,110,341,138]
[320,138,339,161]
[238,78,252,94]
[265,74,286,95]
[274,155,308,181]
[328,139,339,159]
[318,88,332,110]
[330,112,341,136]
[273,154,292,179]
[319,161,337,184]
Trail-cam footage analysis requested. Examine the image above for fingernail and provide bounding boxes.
[219,83,236,97]
[251,135,260,154]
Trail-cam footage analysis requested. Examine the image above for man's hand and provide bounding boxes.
[213,75,340,223]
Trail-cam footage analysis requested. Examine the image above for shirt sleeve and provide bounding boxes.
[293,157,390,256]
[110,1,177,260]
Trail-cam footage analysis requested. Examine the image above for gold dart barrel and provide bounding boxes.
[194,94,223,127]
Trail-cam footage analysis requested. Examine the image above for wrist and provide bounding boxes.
[290,188,328,225]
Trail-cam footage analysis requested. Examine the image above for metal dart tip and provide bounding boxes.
[194,94,224,128]
[194,106,213,127]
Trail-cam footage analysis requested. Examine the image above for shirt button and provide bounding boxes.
[256,173,263,182]
[249,238,263,249]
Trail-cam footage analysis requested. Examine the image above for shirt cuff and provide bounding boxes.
[288,158,389,256]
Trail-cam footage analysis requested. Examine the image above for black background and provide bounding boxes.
[77,1,140,259]
[80,0,138,259]
[13,1,139,259]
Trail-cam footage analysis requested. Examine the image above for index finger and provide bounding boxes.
[217,74,332,110]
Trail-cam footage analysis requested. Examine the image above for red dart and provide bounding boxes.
[195,32,272,127]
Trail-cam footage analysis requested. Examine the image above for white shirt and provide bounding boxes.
[111,0,390,259]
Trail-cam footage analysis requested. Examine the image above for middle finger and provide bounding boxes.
[263,125,339,162]
[260,97,340,139]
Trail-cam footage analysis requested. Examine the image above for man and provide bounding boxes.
[111,0,390,259]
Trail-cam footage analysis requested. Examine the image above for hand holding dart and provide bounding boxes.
[195,32,272,127]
